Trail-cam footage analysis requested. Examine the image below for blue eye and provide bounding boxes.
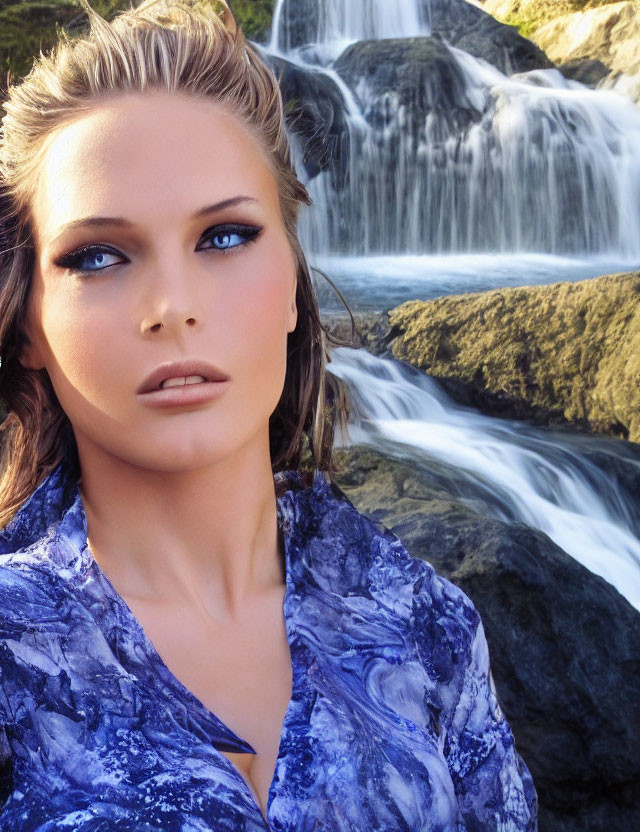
[56,245,125,274]
[55,223,262,276]
[200,224,261,254]
[80,250,122,270]
[213,232,240,249]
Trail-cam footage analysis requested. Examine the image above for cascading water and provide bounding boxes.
[259,0,640,608]
[265,0,640,258]
[329,348,640,612]
[269,0,431,57]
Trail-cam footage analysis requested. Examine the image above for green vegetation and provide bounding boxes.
[227,0,273,43]
[0,0,274,96]
[499,12,541,40]
[0,1,131,93]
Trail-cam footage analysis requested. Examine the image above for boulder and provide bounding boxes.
[429,0,554,75]
[332,443,640,831]
[333,36,484,135]
[272,0,553,76]
[478,0,626,33]
[263,52,351,182]
[533,2,640,78]
[478,0,640,103]
[599,65,640,105]
[356,272,640,443]
[556,56,611,85]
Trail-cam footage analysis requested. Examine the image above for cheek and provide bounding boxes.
[40,288,119,400]
[231,260,293,398]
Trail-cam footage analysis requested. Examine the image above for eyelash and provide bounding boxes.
[55,223,262,276]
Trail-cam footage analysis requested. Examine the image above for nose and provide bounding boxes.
[144,317,196,333]
[139,256,204,337]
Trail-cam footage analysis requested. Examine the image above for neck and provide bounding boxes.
[77,433,284,625]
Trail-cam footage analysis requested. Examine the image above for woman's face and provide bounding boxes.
[21,90,298,473]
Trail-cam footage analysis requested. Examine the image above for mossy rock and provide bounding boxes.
[385,271,640,443]
[483,0,627,37]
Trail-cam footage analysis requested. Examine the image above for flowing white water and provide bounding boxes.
[269,0,431,54]
[295,52,640,256]
[266,0,640,257]
[262,0,640,608]
[328,348,640,612]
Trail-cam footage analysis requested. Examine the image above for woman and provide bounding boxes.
[0,0,538,829]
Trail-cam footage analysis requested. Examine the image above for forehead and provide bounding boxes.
[31,91,279,248]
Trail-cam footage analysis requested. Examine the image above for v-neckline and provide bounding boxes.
[79,491,300,830]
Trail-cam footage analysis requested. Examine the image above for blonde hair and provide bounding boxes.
[0,0,354,528]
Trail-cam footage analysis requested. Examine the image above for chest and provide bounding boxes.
[123,585,293,821]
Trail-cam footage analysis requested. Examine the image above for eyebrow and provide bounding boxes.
[50,195,259,241]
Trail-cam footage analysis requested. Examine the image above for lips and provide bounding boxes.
[136,359,230,395]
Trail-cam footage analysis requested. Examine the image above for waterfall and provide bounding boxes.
[269,0,431,55]
[261,0,640,609]
[264,0,640,258]
[328,348,640,612]
[299,54,640,257]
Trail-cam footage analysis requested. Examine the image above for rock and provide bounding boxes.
[332,444,640,832]
[368,272,640,443]
[479,0,586,30]
[533,2,640,78]
[556,56,611,86]
[333,36,484,135]
[478,0,640,103]
[262,52,351,182]
[273,0,552,76]
[429,0,554,75]
[599,66,640,105]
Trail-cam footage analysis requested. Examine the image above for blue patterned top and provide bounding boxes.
[0,455,537,831]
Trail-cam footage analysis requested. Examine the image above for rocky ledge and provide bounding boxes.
[478,0,640,103]
[326,271,640,443]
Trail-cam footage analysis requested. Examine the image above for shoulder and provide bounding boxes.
[0,473,85,630]
[0,541,78,645]
[0,550,90,731]
[290,471,481,641]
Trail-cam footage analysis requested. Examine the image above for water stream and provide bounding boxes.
[261,0,640,610]
[329,347,640,612]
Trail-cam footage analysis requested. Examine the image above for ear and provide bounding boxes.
[18,337,46,372]
[18,304,46,371]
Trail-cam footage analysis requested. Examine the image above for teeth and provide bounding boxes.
[160,375,207,389]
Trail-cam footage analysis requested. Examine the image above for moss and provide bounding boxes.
[498,12,542,40]
[386,272,640,443]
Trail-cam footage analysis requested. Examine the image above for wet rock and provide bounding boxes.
[262,52,351,182]
[332,444,640,832]
[429,0,554,75]
[333,36,484,135]
[556,56,611,86]
[274,0,552,76]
